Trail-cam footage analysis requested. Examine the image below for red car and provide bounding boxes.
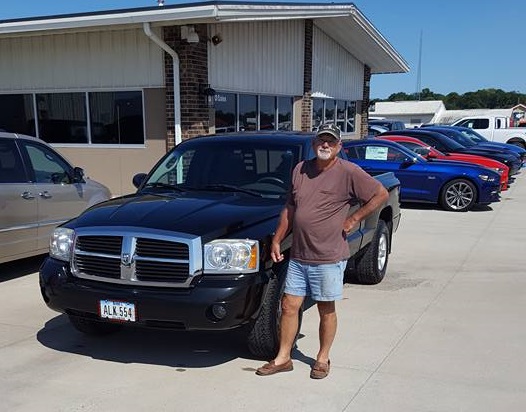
[377,135,510,191]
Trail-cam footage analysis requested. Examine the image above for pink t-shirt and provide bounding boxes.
[287,158,383,264]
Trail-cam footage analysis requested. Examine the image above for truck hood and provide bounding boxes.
[70,191,284,239]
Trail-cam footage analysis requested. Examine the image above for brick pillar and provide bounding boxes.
[163,25,210,151]
[301,20,313,132]
[360,65,372,138]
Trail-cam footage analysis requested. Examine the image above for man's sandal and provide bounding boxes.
[255,359,293,376]
[310,360,330,379]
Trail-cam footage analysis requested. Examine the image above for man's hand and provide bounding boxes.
[270,241,284,263]
[343,216,359,234]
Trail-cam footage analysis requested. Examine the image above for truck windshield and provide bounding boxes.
[144,140,302,197]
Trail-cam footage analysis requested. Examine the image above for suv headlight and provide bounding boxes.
[204,239,259,273]
[50,228,75,261]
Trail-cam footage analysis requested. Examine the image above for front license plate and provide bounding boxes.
[99,300,136,322]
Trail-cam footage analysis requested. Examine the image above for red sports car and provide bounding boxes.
[378,135,510,191]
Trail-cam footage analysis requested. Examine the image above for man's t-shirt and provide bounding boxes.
[287,157,383,264]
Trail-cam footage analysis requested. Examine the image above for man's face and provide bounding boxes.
[313,134,341,160]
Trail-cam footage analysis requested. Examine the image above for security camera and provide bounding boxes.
[211,34,222,46]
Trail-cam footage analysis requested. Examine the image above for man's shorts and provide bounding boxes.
[284,259,347,301]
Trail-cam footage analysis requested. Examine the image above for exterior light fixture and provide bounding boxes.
[181,25,199,44]
[199,83,216,108]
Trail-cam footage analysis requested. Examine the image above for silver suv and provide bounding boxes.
[0,132,111,264]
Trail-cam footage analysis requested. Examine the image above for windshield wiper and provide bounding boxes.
[142,182,189,192]
[202,184,264,197]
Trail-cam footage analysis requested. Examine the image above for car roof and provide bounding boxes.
[0,131,44,143]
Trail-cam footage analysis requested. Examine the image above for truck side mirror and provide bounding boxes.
[133,173,147,188]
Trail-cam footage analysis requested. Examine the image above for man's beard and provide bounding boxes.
[316,147,332,160]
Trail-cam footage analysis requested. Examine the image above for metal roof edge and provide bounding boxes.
[350,7,409,73]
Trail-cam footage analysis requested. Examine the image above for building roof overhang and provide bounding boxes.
[0,1,409,74]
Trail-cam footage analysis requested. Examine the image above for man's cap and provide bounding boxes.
[316,123,341,141]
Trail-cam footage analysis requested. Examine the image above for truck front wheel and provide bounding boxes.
[68,315,122,336]
[353,220,390,285]
[247,263,303,359]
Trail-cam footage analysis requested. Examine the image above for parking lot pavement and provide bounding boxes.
[1,173,525,412]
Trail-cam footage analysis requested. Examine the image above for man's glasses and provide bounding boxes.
[315,137,340,146]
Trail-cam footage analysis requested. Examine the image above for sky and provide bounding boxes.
[0,0,524,99]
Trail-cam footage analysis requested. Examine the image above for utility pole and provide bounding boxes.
[416,30,423,101]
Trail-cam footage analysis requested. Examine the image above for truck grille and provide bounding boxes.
[71,229,201,288]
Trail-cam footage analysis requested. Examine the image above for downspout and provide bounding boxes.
[143,22,182,146]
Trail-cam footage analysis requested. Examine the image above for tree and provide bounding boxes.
[380,88,526,109]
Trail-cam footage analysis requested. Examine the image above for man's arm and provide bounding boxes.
[270,204,294,263]
[343,184,389,233]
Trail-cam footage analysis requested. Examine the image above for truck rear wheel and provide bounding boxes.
[247,263,303,359]
[353,220,390,285]
[68,315,122,336]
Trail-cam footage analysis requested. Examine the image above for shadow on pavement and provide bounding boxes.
[37,313,315,369]
[0,254,47,283]
[37,314,253,368]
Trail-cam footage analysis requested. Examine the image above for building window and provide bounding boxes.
[312,98,357,133]
[36,93,87,144]
[312,99,324,130]
[215,92,294,133]
[239,94,257,131]
[0,94,34,135]
[89,91,144,144]
[1,91,144,145]
[277,96,292,131]
[214,92,236,133]
[260,95,275,130]
[346,101,356,133]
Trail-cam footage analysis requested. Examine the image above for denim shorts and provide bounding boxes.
[284,259,347,301]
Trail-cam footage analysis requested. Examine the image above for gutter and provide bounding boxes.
[143,22,182,147]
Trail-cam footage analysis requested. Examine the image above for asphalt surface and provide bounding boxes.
[1,172,525,411]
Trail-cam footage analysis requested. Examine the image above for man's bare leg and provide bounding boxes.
[316,301,336,363]
[273,293,304,365]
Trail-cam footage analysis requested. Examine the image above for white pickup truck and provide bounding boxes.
[452,116,526,149]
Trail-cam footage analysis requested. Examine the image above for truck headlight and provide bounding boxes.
[478,174,497,182]
[50,228,75,262]
[204,239,259,273]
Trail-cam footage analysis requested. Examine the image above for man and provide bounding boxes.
[256,123,389,379]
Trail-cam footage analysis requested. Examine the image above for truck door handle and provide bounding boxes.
[39,191,52,199]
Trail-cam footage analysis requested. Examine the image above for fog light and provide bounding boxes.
[211,304,227,320]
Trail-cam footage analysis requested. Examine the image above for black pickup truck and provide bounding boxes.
[39,132,401,358]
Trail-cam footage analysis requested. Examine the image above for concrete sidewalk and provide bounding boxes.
[0,173,525,411]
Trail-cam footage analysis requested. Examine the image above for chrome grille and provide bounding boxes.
[71,229,202,288]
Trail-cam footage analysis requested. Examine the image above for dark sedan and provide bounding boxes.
[423,126,526,164]
[379,129,522,176]
[343,139,501,212]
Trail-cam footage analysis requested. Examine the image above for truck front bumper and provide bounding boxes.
[39,257,270,331]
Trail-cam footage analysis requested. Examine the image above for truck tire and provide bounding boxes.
[247,263,303,359]
[439,178,476,212]
[354,220,390,285]
[68,315,122,336]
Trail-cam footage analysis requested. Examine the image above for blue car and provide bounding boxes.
[343,139,501,212]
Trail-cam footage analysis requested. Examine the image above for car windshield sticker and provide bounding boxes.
[365,146,388,160]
